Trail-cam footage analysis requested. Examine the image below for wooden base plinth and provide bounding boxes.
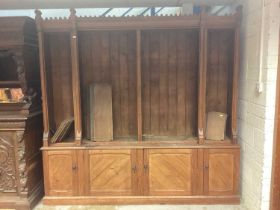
[43,195,240,205]
[0,183,44,210]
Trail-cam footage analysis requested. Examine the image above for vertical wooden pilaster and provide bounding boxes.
[70,9,82,145]
[136,30,143,141]
[232,7,242,144]
[198,8,207,144]
[35,10,50,147]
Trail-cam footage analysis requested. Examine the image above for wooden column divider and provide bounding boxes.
[35,10,50,147]
[136,30,143,141]
[70,9,82,145]
[198,8,207,145]
[232,7,242,144]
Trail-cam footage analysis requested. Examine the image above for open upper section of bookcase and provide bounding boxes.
[35,6,242,147]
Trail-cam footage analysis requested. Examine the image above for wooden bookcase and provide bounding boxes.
[36,7,242,205]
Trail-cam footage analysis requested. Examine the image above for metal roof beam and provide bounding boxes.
[140,7,151,16]
[121,7,133,16]
[155,7,164,15]
[100,8,113,17]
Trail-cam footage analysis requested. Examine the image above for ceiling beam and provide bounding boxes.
[121,7,133,16]
[155,7,164,15]
[100,8,113,17]
[0,0,237,10]
[140,7,151,16]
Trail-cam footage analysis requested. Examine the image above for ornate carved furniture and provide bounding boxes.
[0,17,43,209]
[36,7,242,205]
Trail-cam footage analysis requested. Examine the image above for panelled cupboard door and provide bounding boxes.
[85,149,138,196]
[144,149,198,196]
[43,150,78,196]
[204,149,240,196]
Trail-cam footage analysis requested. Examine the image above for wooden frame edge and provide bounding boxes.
[270,29,280,210]
[43,195,240,205]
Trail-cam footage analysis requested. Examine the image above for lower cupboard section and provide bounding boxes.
[42,147,240,204]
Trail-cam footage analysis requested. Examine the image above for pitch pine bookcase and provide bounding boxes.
[35,6,242,205]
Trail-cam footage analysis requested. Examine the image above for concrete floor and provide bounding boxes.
[34,203,248,210]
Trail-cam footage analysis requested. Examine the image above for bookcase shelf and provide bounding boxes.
[36,7,242,205]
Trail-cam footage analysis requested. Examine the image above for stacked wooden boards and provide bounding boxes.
[88,83,113,141]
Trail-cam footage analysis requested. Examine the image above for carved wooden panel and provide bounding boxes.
[15,131,28,193]
[44,150,77,196]
[0,134,17,193]
[204,149,240,195]
[86,150,134,195]
[144,149,197,196]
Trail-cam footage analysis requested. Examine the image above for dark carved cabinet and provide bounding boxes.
[0,17,43,210]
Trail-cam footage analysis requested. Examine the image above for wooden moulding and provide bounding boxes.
[35,9,51,146]
[43,195,240,205]
[70,8,83,145]
[37,9,241,32]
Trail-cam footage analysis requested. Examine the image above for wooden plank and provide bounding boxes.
[70,11,83,143]
[141,31,151,135]
[48,33,73,130]
[100,31,110,82]
[90,84,113,141]
[143,149,149,195]
[44,34,56,135]
[119,32,130,136]
[92,32,102,83]
[43,195,240,205]
[190,31,199,137]
[159,31,169,136]
[186,31,198,136]
[35,12,50,145]
[167,31,177,135]
[218,32,229,113]
[131,149,144,195]
[206,31,219,113]
[136,30,142,141]
[196,148,204,194]
[79,32,92,140]
[149,31,160,135]
[110,31,122,138]
[176,31,186,136]
[127,31,137,138]
[198,27,207,143]
[231,27,240,143]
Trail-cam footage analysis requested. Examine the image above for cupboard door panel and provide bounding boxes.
[44,151,77,196]
[145,149,197,196]
[87,149,136,196]
[204,149,240,195]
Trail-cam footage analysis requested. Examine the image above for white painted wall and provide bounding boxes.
[238,0,279,209]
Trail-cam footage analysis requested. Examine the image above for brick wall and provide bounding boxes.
[238,0,279,209]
